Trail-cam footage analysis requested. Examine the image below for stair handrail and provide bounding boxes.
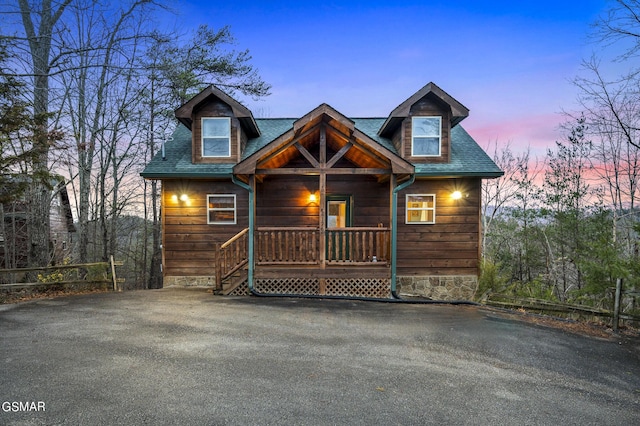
[216,228,249,290]
[220,228,249,249]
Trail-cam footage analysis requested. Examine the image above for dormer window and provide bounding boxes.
[202,117,231,157]
[412,116,441,157]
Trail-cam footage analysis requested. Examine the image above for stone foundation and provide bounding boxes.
[397,275,478,301]
[163,274,478,300]
[164,276,215,288]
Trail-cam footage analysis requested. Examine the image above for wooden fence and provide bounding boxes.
[0,256,124,292]
[484,290,640,331]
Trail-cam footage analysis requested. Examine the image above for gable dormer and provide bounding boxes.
[174,85,260,164]
[378,82,469,164]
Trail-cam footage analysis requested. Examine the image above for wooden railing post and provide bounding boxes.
[214,243,221,291]
[613,278,622,332]
[110,255,118,291]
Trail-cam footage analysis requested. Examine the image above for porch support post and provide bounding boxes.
[232,175,256,291]
[248,175,256,290]
[319,172,326,268]
[319,124,327,269]
[391,174,415,298]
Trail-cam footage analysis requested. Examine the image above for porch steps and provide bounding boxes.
[220,268,249,296]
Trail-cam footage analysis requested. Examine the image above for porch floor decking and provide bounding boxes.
[253,264,390,279]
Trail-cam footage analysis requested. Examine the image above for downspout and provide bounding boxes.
[232,175,254,292]
[391,174,415,299]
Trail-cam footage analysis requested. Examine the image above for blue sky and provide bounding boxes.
[171,0,613,156]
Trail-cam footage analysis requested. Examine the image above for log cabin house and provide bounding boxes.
[141,82,503,300]
[0,176,76,269]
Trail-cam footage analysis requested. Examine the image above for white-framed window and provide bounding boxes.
[412,116,441,157]
[406,194,436,224]
[202,117,231,157]
[207,194,236,225]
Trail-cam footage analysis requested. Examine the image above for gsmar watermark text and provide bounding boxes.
[2,401,46,412]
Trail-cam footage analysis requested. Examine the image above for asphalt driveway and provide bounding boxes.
[1,288,639,425]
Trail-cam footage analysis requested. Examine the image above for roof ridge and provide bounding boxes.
[254,117,387,120]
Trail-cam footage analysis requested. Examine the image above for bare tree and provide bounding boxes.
[592,0,640,60]
[139,26,271,288]
[14,0,72,267]
[3,2,270,286]
[58,0,156,264]
[574,1,640,255]
[508,151,545,285]
[481,140,519,263]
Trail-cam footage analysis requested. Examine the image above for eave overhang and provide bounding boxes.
[414,171,505,179]
[140,171,233,179]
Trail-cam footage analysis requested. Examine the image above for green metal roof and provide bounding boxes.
[241,118,296,160]
[415,125,504,177]
[141,125,233,178]
[141,118,503,179]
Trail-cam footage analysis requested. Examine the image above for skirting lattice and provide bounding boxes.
[228,282,250,296]
[255,278,320,295]
[326,278,390,298]
[252,278,391,298]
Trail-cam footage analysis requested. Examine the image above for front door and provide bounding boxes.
[326,195,352,260]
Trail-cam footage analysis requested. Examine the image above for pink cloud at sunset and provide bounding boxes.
[464,113,569,158]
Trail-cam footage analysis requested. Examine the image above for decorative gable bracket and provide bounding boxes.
[234,103,414,183]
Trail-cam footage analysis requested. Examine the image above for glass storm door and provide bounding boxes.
[326,195,352,260]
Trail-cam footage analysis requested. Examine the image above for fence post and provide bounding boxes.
[110,255,119,292]
[613,278,622,332]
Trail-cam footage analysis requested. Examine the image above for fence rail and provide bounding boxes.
[484,293,640,329]
[0,256,124,292]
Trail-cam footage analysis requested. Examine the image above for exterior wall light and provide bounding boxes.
[308,193,317,203]
[171,193,189,204]
[451,190,463,200]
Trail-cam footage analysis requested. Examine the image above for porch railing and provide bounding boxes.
[216,226,391,284]
[255,226,390,265]
[326,227,390,264]
[256,227,319,265]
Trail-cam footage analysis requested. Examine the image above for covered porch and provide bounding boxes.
[215,226,392,296]
[216,104,414,297]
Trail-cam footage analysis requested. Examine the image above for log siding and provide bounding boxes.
[162,179,248,276]
[397,178,481,277]
[160,176,481,279]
